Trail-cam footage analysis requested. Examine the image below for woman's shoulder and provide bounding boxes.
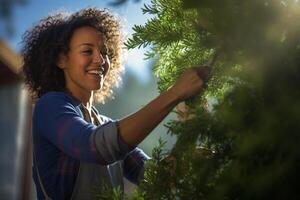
[34,91,80,113]
[37,92,79,105]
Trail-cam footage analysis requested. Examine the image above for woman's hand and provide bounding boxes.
[169,66,210,102]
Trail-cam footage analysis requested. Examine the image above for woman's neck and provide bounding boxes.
[67,89,94,112]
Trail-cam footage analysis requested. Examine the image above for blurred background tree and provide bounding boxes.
[118,0,300,199]
[0,0,28,36]
[108,0,141,6]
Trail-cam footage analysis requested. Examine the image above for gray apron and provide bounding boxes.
[34,104,124,200]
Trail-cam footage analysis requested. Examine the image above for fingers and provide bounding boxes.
[172,65,211,101]
[194,65,211,82]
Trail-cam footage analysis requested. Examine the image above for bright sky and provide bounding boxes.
[2,0,153,83]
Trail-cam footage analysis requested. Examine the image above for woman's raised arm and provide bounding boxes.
[118,66,209,146]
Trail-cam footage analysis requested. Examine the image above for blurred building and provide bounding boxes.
[0,39,33,200]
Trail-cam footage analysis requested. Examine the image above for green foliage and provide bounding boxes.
[120,0,300,199]
[95,185,124,200]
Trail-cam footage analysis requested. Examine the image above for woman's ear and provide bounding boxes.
[57,53,67,69]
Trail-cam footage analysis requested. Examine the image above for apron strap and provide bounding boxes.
[33,149,53,200]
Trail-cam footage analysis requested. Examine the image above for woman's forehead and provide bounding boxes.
[70,26,105,47]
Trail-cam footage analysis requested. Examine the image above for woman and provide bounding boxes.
[21,7,208,200]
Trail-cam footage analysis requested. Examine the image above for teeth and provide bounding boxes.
[87,69,104,75]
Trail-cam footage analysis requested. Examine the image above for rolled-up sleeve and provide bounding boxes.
[93,121,135,164]
[122,144,150,185]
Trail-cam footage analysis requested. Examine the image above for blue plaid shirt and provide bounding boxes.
[32,92,149,200]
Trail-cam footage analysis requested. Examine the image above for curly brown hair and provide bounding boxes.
[21,7,125,103]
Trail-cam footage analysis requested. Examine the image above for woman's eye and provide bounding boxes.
[82,50,93,55]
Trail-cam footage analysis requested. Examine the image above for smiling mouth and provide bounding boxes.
[86,67,105,76]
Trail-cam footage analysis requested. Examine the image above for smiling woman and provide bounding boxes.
[21,7,208,200]
[22,8,124,104]
[56,26,111,103]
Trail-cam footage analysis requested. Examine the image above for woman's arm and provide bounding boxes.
[119,67,208,146]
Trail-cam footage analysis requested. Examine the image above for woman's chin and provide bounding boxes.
[92,80,104,89]
[92,83,103,91]
[91,85,101,91]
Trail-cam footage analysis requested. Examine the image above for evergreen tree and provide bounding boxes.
[99,0,300,199]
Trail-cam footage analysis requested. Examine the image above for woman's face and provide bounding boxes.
[58,26,110,96]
